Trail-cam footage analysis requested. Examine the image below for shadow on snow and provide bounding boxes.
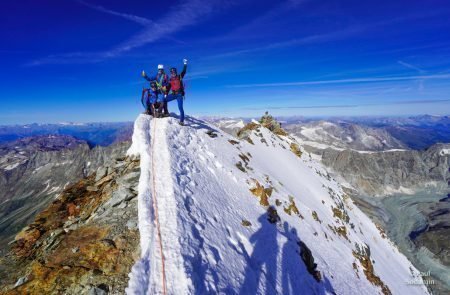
[239,213,336,295]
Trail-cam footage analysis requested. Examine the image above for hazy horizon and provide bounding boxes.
[0,113,448,127]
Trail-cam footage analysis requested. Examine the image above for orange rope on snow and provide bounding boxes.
[150,118,168,295]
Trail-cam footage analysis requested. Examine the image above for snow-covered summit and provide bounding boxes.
[126,114,428,294]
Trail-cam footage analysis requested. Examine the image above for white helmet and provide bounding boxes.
[157,64,164,70]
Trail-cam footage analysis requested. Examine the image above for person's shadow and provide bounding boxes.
[239,213,279,294]
[238,215,336,295]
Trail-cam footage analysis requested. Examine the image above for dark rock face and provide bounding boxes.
[413,198,450,268]
[0,135,86,155]
[320,143,450,196]
[0,154,141,294]
[0,136,130,253]
[298,241,321,282]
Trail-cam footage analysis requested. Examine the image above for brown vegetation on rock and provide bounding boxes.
[241,220,252,227]
[259,112,288,136]
[332,206,350,223]
[237,122,259,141]
[239,153,250,165]
[236,162,246,172]
[328,224,349,240]
[290,143,302,158]
[284,197,301,218]
[2,156,141,294]
[375,224,387,239]
[311,211,321,223]
[353,244,391,295]
[249,179,272,206]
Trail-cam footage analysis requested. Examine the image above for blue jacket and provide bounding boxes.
[141,88,164,107]
[143,73,169,92]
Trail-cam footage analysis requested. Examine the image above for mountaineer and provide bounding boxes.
[141,81,164,118]
[141,64,169,117]
[165,59,188,125]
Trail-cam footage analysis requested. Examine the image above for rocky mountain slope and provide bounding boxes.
[0,154,141,294]
[0,115,430,294]
[320,143,450,196]
[0,135,129,253]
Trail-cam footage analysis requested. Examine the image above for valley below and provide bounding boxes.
[350,188,450,294]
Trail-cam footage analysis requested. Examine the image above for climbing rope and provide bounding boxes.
[150,118,168,295]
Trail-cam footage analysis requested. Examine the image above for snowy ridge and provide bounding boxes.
[126,114,428,294]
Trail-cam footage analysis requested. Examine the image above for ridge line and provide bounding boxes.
[151,118,167,295]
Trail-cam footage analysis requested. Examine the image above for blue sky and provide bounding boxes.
[1,0,450,124]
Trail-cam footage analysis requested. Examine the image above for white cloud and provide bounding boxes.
[397,61,426,74]
[205,11,445,60]
[27,0,224,66]
[227,74,450,88]
[76,0,153,26]
[242,99,450,110]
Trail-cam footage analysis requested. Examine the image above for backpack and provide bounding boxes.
[170,75,185,95]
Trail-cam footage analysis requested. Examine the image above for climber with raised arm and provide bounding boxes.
[165,59,188,125]
[141,64,169,117]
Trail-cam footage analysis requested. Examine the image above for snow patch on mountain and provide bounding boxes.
[285,121,407,152]
[212,119,246,137]
[126,114,428,294]
[440,148,450,156]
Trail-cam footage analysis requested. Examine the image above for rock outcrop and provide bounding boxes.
[0,154,141,294]
[0,136,130,253]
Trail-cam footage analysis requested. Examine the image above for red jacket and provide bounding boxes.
[169,65,187,95]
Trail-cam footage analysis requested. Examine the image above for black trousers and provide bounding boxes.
[163,101,168,114]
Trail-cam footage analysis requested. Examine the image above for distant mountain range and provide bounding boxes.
[208,115,450,151]
[0,122,133,147]
[339,115,450,150]
[1,115,447,151]
[284,121,406,151]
